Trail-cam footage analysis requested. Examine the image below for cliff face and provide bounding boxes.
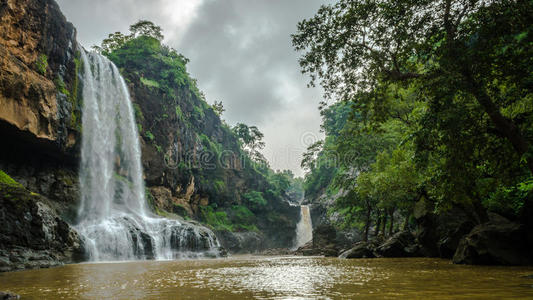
[106,36,299,249]
[116,52,299,250]
[0,0,298,264]
[0,0,84,271]
[0,0,81,159]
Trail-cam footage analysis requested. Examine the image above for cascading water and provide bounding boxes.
[76,49,222,261]
[294,205,313,249]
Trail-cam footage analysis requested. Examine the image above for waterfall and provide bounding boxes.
[294,205,313,248]
[76,50,222,261]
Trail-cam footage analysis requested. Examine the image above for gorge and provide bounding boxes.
[1,0,533,298]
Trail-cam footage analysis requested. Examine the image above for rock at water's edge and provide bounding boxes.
[453,214,533,265]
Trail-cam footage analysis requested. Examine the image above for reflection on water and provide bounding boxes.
[1,256,533,299]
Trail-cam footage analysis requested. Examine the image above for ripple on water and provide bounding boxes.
[1,257,533,299]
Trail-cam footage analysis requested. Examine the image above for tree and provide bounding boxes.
[93,20,165,55]
[293,0,533,175]
[129,20,164,41]
[232,123,267,163]
[212,101,225,116]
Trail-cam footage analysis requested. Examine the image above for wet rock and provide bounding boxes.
[302,248,322,256]
[312,224,337,249]
[258,248,292,256]
[215,230,264,254]
[453,214,533,265]
[414,199,476,258]
[375,231,418,258]
[0,0,81,158]
[339,242,376,259]
[0,183,84,272]
[0,291,20,300]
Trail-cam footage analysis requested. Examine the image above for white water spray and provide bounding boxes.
[294,205,313,249]
[76,50,221,261]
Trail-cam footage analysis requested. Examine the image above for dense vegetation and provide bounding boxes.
[94,21,301,236]
[294,0,533,241]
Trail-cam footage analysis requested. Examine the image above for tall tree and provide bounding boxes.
[292,0,533,174]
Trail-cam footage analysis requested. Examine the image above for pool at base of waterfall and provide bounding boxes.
[1,256,533,299]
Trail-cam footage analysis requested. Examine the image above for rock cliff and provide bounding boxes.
[0,0,299,270]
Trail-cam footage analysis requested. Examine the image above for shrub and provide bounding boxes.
[35,54,48,75]
[0,170,22,188]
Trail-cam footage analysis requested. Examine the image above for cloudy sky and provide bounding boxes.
[56,0,330,176]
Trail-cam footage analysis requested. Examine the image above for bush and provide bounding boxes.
[35,54,48,75]
[243,190,267,210]
[0,170,22,188]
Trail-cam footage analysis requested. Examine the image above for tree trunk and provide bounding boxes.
[403,213,410,230]
[363,206,371,242]
[375,210,382,237]
[466,76,533,175]
[388,210,394,236]
[381,214,388,237]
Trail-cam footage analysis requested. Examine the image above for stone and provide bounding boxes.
[215,230,264,254]
[453,214,532,265]
[312,224,337,249]
[339,242,376,259]
[0,291,20,300]
[375,231,418,257]
[414,199,476,258]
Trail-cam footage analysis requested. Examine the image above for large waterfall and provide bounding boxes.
[76,50,222,261]
[294,205,313,248]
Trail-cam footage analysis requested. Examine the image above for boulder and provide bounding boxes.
[375,231,418,257]
[0,291,20,300]
[0,182,85,272]
[215,230,264,254]
[414,199,476,258]
[312,224,337,249]
[453,214,532,265]
[339,242,375,259]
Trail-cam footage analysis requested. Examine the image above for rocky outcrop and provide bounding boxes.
[0,291,20,300]
[0,0,81,160]
[414,199,476,258]
[339,241,375,259]
[215,230,264,254]
[0,183,84,272]
[375,231,419,257]
[0,0,84,272]
[453,214,533,265]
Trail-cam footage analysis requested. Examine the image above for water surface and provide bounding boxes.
[1,256,532,299]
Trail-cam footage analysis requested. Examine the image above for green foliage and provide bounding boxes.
[69,53,82,130]
[199,206,233,231]
[175,105,184,119]
[193,106,205,120]
[213,180,226,194]
[140,77,160,88]
[35,54,48,75]
[144,131,154,141]
[297,0,533,238]
[0,170,22,188]
[54,77,69,96]
[212,100,225,116]
[243,190,267,210]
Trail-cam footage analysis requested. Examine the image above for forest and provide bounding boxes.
[295,0,533,243]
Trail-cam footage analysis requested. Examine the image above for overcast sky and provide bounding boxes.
[56,0,329,177]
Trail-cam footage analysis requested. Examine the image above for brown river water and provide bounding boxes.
[1,256,533,299]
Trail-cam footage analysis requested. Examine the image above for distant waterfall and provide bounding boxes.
[294,205,313,248]
[76,50,221,261]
